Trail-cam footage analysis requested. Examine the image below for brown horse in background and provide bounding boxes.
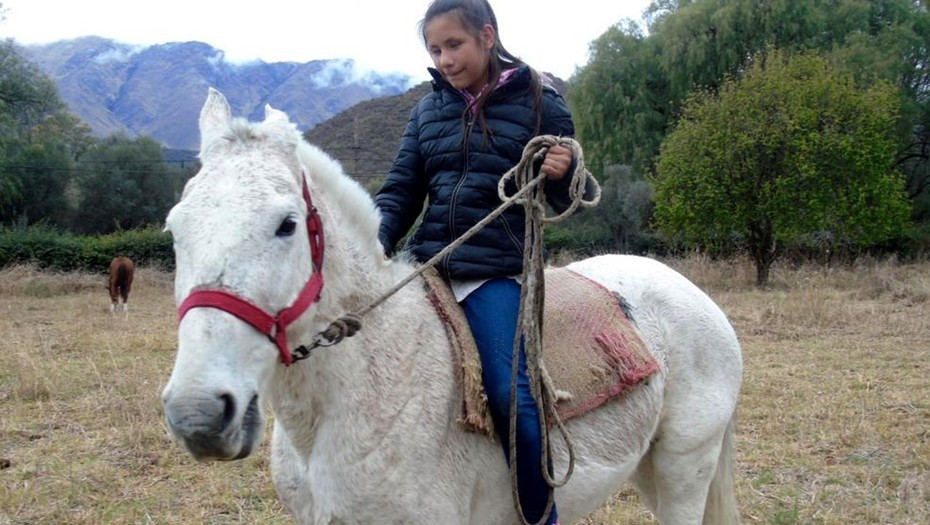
[108,257,135,313]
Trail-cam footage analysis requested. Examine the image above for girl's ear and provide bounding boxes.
[480,23,496,51]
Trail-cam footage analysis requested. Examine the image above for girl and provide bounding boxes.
[376,1,587,523]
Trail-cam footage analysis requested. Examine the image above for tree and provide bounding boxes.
[569,21,669,176]
[0,39,70,220]
[6,112,94,225]
[652,49,910,286]
[73,134,176,234]
[0,40,62,128]
[571,0,929,245]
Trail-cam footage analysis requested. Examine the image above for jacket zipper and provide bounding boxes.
[443,114,474,276]
[499,213,525,254]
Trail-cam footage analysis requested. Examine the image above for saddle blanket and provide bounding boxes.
[422,265,660,435]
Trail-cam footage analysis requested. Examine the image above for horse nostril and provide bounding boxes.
[219,393,236,430]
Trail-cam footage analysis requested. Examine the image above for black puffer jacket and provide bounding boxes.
[375,66,579,280]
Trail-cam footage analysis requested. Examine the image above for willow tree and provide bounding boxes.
[652,49,910,286]
[570,21,668,176]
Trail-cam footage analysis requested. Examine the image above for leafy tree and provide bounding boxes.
[652,49,910,286]
[73,134,176,234]
[570,22,668,176]
[1,112,95,226]
[571,0,929,248]
[0,39,70,220]
[0,40,61,128]
[597,164,657,254]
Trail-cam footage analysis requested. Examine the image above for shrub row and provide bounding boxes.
[0,225,174,273]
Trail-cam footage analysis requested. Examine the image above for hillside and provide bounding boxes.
[304,81,432,188]
[304,75,569,188]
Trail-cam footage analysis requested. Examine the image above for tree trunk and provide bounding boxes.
[748,222,777,287]
[610,222,627,253]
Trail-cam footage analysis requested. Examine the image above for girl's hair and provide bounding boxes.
[420,0,544,144]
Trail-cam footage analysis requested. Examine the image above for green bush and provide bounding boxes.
[0,225,174,272]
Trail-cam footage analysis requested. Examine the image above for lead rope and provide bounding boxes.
[306,136,600,525]
[501,135,600,525]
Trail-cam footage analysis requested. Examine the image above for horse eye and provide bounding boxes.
[276,218,298,237]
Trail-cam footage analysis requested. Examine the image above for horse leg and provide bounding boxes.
[121,278,132,312]
[629,444,659,516]
[270,422,315,524]
[647,417,736,525]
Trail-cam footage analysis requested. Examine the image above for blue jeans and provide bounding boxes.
[461,278,558,525]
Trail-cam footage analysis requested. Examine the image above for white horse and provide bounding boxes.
[161,88,743,525]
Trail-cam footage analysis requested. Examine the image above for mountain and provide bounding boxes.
[21,37,415,150]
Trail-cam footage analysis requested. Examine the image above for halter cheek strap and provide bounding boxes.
[177,175,324,366]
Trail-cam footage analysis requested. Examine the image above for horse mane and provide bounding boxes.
[293,139,386,260]
[289,142,390,272]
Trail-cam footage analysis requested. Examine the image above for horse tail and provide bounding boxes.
[109,262,120,305]
[703,414,740,525]
[108,257,135,309]
[118,259,134,301]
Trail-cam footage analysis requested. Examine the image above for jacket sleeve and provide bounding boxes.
[374,105,428,256]
[538,89,595,214]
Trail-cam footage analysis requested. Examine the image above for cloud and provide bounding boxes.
[92,44,143,65]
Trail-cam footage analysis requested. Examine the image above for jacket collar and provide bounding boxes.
[427,64,532,95]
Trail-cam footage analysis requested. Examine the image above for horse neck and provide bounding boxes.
[266,167,451,450]
[268,269,451,458]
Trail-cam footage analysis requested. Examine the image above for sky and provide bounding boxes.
[0,0,652,81]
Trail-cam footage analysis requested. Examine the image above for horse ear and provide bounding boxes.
[264,103,289,125]
[199,88,232,149]
[263,103,300,141]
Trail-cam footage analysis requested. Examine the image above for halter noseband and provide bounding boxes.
[177,175,325,366]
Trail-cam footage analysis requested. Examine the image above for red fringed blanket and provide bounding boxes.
[422,266,660,435]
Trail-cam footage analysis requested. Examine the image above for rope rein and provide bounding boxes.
[304,136,601,525]
[501,135,600,525]
[297,171,550,353]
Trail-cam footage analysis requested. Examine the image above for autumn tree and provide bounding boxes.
[652,49,910,286]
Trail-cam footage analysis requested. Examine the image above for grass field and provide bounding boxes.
[1,256,928,524]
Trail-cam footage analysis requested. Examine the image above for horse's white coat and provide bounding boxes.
[162,89,744,525]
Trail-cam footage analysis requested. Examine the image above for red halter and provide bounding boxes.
[177,176,325,366]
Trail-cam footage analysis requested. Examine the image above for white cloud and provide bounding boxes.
[1,0,650,80]
[91,45,142,65]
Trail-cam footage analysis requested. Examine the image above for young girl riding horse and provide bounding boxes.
[375,1,589,523]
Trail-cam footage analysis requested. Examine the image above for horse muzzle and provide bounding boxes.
[162,390,264,461]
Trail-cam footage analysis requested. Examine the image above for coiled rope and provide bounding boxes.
[499,135,600,525]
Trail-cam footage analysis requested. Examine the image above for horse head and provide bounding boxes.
[160,88,383,460]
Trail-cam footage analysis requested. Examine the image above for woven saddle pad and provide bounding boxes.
[422,266,660,435]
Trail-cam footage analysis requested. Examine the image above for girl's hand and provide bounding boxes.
[541,144,572,181]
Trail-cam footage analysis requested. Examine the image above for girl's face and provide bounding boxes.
[425,13,494,95]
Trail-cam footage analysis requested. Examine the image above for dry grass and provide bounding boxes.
[1,257,928,524]
[0,266,289,524]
